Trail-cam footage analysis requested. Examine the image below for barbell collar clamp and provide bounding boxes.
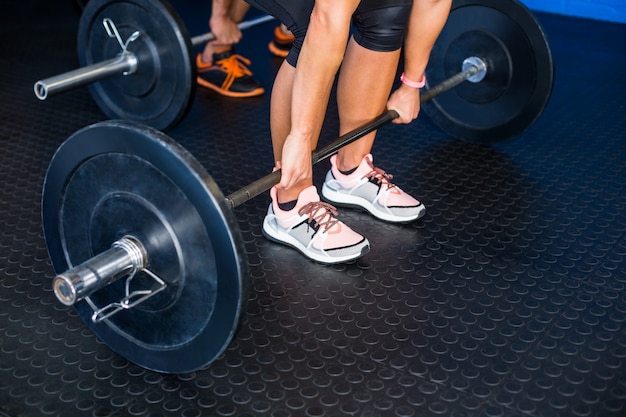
[53,235,147,306]
[87,266,167,324]
[462,56,487,83]
[420,57,484,102]
[102,17,140,57]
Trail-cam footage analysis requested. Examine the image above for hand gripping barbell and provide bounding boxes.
[42,0,553,374]
[33,0,275,130]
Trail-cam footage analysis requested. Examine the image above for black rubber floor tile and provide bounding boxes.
[485,287,626,416]
[188,319,481,417]
[2,1,626,416]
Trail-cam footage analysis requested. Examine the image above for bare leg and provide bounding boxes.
[270,61,295,163]
[270,61,319,203]
[228,0,250,21]
[335,38,401,171]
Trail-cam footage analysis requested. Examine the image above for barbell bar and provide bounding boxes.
[190,14,276,46]
[34,0,275,130]
[34,13,275,101]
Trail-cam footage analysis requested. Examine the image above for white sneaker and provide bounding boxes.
[322,154,425,223]
[262,186,370,264]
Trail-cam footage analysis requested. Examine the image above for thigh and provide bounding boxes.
[353,0,413,52]
[246,0,313,32]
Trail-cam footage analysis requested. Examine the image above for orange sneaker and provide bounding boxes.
[196,49,264,98]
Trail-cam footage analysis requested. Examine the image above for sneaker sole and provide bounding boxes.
[262,216,369,264]
[197,77,264,98]
[322,183,426,223]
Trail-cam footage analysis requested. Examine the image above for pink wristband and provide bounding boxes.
[400,72,426,89]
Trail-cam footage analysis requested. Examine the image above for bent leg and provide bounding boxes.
[229,0,251,21]
[270,61,318,203]
[270,61,295,163]
[335,37,401,172]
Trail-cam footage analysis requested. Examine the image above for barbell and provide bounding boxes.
[42,0,553,373]
[33,0,553,143]
[33,0,275,130]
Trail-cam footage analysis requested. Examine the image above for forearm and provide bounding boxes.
[211,0,233,18]
[386,0,451,123]
[402,0,452,81]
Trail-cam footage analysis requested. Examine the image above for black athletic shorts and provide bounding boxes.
[246,0,413,66]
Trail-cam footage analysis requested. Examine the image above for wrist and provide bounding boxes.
[400,72,426,89]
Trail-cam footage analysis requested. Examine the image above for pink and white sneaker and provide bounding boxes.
[262,186,370,264]
[321,154,425,223]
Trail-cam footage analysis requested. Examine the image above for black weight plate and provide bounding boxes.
[78,0,195,130]
[42,120,248,373]
[422,0,554,144]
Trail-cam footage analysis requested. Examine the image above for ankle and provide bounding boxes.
[202,44,231,63]
[275,185,305,208]
[272,184,316,216]
[335,154,365,175]
[201,52,212,64]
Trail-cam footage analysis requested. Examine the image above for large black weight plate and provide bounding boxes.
[42,120,248,373]
[78,0,195,130]
[422,0,554,143]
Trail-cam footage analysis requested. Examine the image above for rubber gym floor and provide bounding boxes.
[1,1,625,416]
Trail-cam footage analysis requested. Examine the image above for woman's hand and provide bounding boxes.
[387,83,422,124]
[209,15,242,46]
[278,133,313,191]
